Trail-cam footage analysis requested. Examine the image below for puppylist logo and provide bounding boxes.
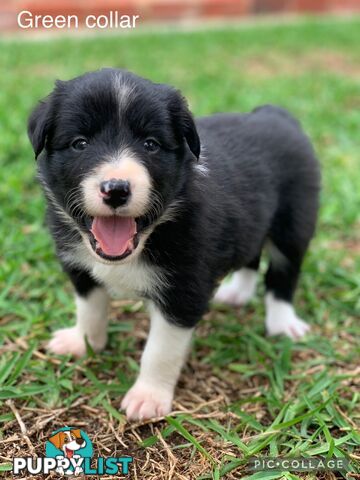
[13,426,133,476]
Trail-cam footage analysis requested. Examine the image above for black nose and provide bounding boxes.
[100,179,131,209]
[76,438,85,446]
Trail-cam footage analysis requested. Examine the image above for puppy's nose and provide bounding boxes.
[100,178,131,209]
[76,438,85,446]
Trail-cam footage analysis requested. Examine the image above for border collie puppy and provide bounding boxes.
[28,68,320,420]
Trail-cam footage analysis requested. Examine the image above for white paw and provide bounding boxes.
[266,314,310,339]
[214,269,257,306]
[121,380,173,421]
[48,327,106,357]
[265,293,310,340]
[48,327,87,357]
[214,284,254,306]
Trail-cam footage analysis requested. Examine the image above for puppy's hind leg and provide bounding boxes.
[214,256,260,306]
[264,141,319,339]
[121,302,194,420]
[48,267,110,357]
[265,242,310,340]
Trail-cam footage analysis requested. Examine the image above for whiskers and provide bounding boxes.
[145,190,165,224]
[145,192,185,230]
[64,186,87,222]
[37,174,82,233]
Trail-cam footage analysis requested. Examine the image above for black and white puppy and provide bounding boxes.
[28,68,320,420]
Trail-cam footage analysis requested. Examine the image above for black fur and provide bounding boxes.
[28,68,320,328]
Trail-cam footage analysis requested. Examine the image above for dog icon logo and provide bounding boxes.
[13,426,133,476]
[45,427,93,476]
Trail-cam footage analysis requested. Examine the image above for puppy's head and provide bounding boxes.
[48,429,86,457]
[28,68,200,263]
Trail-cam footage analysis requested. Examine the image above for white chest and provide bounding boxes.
[60,244,166,300]
[92,260,164,299]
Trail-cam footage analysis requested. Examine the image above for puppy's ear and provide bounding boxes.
[168,90,201,160]
[181,109,201,160]
[48,432,65,449]
[27,97,52,159]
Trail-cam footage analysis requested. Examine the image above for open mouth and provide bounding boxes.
[65,447,74,458]
[87,216,139,261]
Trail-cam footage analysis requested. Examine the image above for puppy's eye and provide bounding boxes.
[144,139,160,153]
[71,138,88,151]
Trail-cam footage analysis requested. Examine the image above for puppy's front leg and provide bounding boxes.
[122,303,194,420]
[48,267,109,357]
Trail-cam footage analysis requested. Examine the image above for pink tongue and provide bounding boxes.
[65,447,73,459]
[91,217,137,257]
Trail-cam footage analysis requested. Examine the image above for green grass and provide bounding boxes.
[0,16,359,479]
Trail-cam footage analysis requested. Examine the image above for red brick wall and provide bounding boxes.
[1,0,359,32]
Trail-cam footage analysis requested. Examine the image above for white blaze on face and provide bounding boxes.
[81,149,152,218]
[63,431,83,454]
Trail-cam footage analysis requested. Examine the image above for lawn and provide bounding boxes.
[0,16,359,479]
